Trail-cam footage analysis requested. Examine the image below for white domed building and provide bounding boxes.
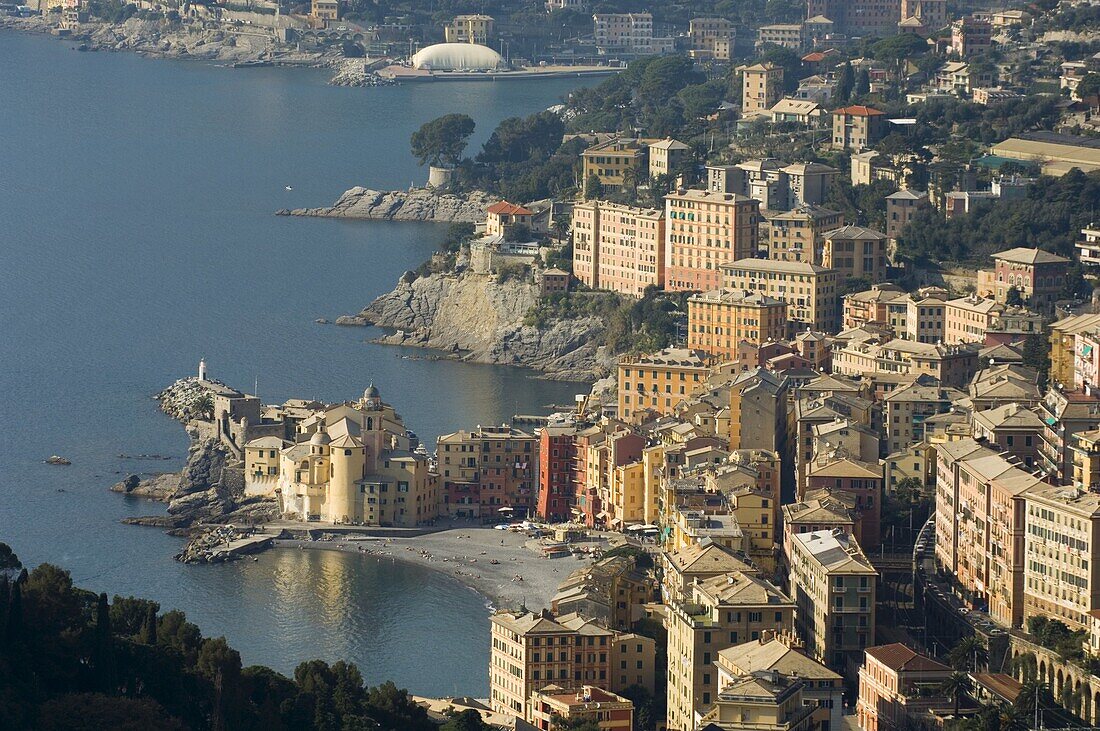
[410,42,508,71]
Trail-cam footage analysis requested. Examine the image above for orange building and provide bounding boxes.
[665,189,761,292]
[618,348,714,420]
[856,644,953,731]
[528,685,634,730]
[572,199,665,296]
[687,288,788,359]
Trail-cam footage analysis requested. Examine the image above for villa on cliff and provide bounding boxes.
[242,385,439,526]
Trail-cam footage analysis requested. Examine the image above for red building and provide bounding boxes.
[537,424,579,522]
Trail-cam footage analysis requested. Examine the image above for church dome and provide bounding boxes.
[364,383,380,400]
[410,43,507,71]
[310,422,331,446]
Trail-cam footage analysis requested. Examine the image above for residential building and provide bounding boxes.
[831,338,979,389]
[1077,226,1100,269]
[688,289,789,360]
[582,138,648,195]
[538,423,580,521]
[444,14,493,45]
[904,287,948,344]
[742,63,785,117]
[900,0,946,30]
[244,386,439,527]
[689,17,735,59]
[805,457,883,548]
[437,424,537,519]
[843,284,907,331]
[1038,387,1100,482]
[787,529,877,672]
[1022,484,1100,632]
[528,685,633,731]
[856,644,953,731]
[766,205,844,264]
[806,0,902,37]
[883,379,966,455]
[717,635,844,731]
[665,189,762,292]
[618,349,714,420]
[933,438,1038,627]
[649,138,691,180]
[489,610,654,718]
[976,247,1070,312]
[769,98,825,126]
[783,163,839,208]
[700,672,815,731]
[757,24,803,50]
[665,572,796,731]
[944,295,1042,345]
[1071,430,1100,492]
[885,189,929,241]
[969,364,1041,411]
[593,13,670,55]
[831,106,886,151]
[820,225,888,282]
[720,259,839,332]
[782,495,857,569]
[485,201,533,239]
[1051,313,1100,388]
[311,0,338,21]
[571,200,665,296]
[971,403,1044,470]
[661,540,758,604]
[951,16,991,58]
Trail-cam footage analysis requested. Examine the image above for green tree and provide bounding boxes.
[1078,72,1100,101]
[837,61,854,102]
[585,173,605,200]
[410,114,475,167]
[441,708,493,731]
[948,635,988,671]
[760,45,802,92]
[1005,285,1024,305]
[940,671,973,717]
[854,68,871,97]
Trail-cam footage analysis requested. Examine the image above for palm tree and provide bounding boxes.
[1017,679,1051,724]
[940,671,973,718]
[999,704,1028,731]
[949,635,988,671]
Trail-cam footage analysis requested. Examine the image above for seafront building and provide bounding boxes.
[437,424,537,520]
[243,385,439,526]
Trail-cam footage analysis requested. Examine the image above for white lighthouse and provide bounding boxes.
[198,358,208,382]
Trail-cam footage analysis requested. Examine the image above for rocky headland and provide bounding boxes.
[353,269,613,382]
[277,187,496,223]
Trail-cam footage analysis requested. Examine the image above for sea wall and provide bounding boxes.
[278,187,496,223]
[359,271,611,381]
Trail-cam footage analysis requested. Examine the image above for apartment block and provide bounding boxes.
[831,105,886,151]
[437,424,536,519]
[618,348,714,420]
[571,199,665,296]
[976,247,1070,312]
[831,338,979,389]
[665,572,795,731]
[787,528,877,672]
[537,423,579,521]
[821,225,889,282]
[582,138,648,195]
[720,259,839,332]
[528,685,633,730]
[856,644,953,731]
[885,189,929,240]
[742,63,785,116]
[665,189,761,292]
[766,205,844,264]
[444,14,493,44]
[687,289,788,360]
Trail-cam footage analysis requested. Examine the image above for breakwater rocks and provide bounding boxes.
[156,376,219,423]
[360,271,612,381]
[121,437,279,532]
[277,187,496,223]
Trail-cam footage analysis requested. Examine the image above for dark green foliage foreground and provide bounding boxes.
[0,543,435,730]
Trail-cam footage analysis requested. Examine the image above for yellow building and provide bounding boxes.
[787,529,877,672]
[821,225,889,282]
[665,572,796,731]
[661,542,758,604]
[1071,430,1100,491]
[727,486,777,573]
[528,685,633,730]
[700,673,815,731]
[649,138,691,180]
[720,259,839,332]
[1050,313,1100,388]
[609,460,646,527]
[765,206,844,264]
[664,189,762,292]
[687,288,788,360]
[582,138,649,195]
[311,0,339,21]
[742,63,784,117]
[618,348,715,420]
[444,14,493,44]
[243,385,438,527]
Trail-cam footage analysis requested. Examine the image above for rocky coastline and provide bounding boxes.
[1,14,334,65]
[351,269,612,382]
[277,187,496,223]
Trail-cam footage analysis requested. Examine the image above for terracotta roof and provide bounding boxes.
[833,105,885,116]
[991,247,1069,265]
[487,201,533,216]
[865,643,951,673]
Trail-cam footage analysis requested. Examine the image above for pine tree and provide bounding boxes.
[837,61,854,102]
[5,581,22,646]
[95,592,116,693]
[140,604,157,645]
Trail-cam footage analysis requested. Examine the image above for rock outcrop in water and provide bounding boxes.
[359,271,613,381]
[277,187,495,223]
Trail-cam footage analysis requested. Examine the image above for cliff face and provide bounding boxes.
[361,272,611,382]
[278,187,496,223]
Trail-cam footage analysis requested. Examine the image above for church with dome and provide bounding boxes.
[243,384,439,526]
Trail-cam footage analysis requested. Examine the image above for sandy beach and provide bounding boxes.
[273,525,601,610]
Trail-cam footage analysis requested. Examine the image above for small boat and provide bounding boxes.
[45,455,71,466]
[284,185,293,191]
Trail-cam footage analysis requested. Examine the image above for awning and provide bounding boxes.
[625,524,643,531]
[610,518,623,526]
[596,511,610,520]
[638,524,659,530]
[497,506,513,512]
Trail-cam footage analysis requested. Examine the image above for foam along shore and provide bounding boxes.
[275,525,603,610]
